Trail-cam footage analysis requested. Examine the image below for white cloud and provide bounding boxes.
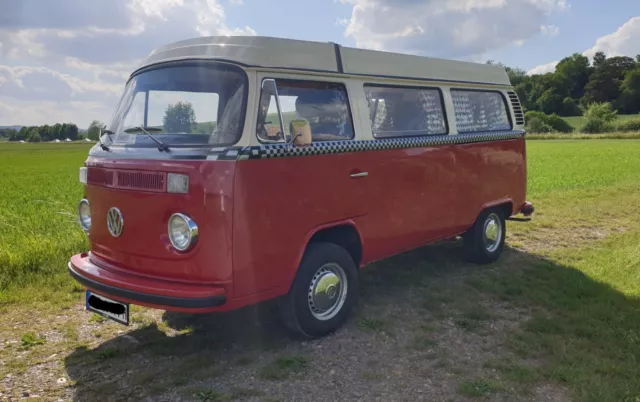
[527,60,558,75]
[0,0,255,127]
[583,16,640,58]
[340,0,568,59]
[528,17,640,75]
[541,24,559,36]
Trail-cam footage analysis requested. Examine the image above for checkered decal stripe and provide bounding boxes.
[206,130,525,161]
[206,147,243,161]
[238,130,524,160]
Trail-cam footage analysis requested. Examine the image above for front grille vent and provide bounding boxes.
[86,168,166,192]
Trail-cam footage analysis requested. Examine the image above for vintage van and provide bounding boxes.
[68,36,533,338]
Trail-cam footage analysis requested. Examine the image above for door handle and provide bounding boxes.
[350,172,369,178]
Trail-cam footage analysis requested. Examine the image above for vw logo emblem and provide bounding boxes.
[107,207,124,238]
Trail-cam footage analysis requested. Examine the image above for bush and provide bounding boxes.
[581,118,612,134]
[526,116,554,133]
[580,103,618,133]
[524,111,574,133]
[545,114,574,133]
[584,102,617,123]
[615,119,640,132]
[561,97,582,117]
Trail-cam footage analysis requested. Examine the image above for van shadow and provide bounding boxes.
[64,239,640,401]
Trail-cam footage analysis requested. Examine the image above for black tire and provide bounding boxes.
[463,208,506,264]
[281,242,359,338]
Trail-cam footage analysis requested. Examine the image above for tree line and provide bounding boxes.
[0,120,110,142]
[496,51,640,116]
[0,123,81,142]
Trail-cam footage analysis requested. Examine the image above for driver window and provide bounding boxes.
[256,79,354,143]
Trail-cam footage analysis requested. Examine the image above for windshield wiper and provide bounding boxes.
[124,126,170,152]
[99,129,114,151]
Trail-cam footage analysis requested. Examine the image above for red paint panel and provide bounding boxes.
[84,157,235,285]
[232,137,527,297]
[232,152,370,297]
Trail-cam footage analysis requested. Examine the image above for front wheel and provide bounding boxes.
[463,208,506,264]
[281,242,358,338]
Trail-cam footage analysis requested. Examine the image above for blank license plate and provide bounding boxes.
[86,291,129,325]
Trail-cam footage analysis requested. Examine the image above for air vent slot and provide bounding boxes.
[86,168,166,192]
[507,91,525,126]
[116,171,165,192]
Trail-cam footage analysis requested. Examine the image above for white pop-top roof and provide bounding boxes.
[138,36,511,86]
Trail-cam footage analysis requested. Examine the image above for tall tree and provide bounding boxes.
[583,56,636,105]
[555,53,590,99]
[27,127,41,142]
[52,123,62,140]
[506,67,528,87]
[616,67,640,113]
[60,123,69,139]
[593,52,607,69]
[87,120,106,141]
[163,102,196,133]
[67,123,79,140]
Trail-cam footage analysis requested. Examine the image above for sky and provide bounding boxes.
[1,0,639,128]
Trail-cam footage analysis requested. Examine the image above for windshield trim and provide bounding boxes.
[110,60,249,149]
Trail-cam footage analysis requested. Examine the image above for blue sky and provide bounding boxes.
[1,0,639,127]
[223,0,640,71]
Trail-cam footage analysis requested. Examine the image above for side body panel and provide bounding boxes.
[232,136,526,298]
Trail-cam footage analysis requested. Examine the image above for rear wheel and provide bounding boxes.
[281,242,358,338]
[463,208,506,264]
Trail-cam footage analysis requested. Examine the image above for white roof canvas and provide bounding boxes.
[138,36,510,86]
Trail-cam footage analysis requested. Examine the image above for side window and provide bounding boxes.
[364,85,447,138]
[451,90,511,133]
[257,79,354,143]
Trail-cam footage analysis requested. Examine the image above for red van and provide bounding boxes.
[68,36,533,338]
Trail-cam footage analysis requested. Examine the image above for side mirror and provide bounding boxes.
[289,119,312,146]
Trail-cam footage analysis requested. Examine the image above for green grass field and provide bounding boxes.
[0,143,91,304]
[563,113,640,130]
[1,140,640,401]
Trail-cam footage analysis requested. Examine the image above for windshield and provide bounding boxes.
[108,63,247,147]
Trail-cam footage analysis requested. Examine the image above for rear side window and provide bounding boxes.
[451,90,511,133]
[364,85,447,138]
[257,79,354,142]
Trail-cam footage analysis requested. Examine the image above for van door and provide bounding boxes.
[232,76,370,298]
[353,84,458,261]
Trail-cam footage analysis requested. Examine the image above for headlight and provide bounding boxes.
[78,199,91,232]
[168,213,198,251]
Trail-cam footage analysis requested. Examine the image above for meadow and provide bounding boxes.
[1,140,640,401]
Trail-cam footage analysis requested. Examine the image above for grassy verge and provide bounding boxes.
[527,131,640,140]
[562,113,640,130]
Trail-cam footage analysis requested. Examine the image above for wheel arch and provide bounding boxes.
[287,220,364,291]
[479,198,514,220]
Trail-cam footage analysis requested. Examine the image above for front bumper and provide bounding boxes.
[68,253,226,311]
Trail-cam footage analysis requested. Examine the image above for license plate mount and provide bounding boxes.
[85,291,129,325]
